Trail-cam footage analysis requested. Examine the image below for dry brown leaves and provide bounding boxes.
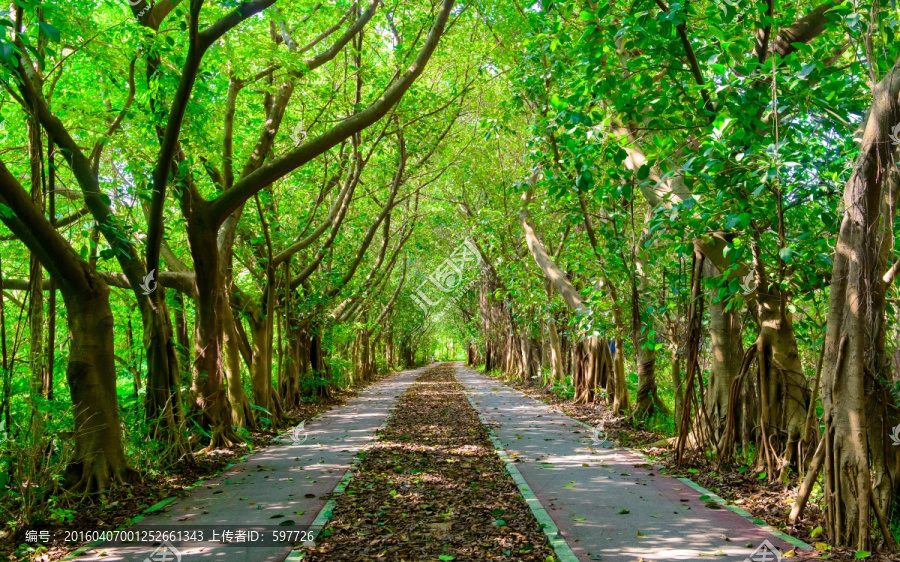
[302,364,555,561]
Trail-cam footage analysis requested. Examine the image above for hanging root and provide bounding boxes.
[790,437,825,523]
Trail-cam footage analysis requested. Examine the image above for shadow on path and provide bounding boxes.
[456,363,807,562]
[73,368,423,562]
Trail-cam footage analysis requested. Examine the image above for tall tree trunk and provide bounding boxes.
[186,221,240,447]
[249,309,282,425]
[174,290,190,381]
[143,297,184,436]
[547,318,565,383]
[28,254,45,398]
[754,263,810,480]
[0,249,10,430]
[0,159,135,491]
[385,320,394,370]
[279,318,303,409]
[126,316,140,398]
[632,264,666,418]
[703,260,744,446]
[820,57,900,550]
[222,294,255,431]
[45,280,55,399]
[27,116,46,400]
[63,284,137,490]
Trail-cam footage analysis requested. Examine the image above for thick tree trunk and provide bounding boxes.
[574,336,615,405]
[755,284,810,481]
[607,280,630,414]
[385,321,394,370]
[278,323,303,409]
[631,264,666,418]
[186,221,241,448]
[547,318,565,383]
[820,58,900,549]
[62,286,137,491]
[249,314,282,425]
[633,331,663,417]
[703,260,744,447]
[0,159,136,491]
[612,336,628,413]
[143,299,184,437]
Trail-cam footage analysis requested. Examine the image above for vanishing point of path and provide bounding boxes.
[75,362,810,561]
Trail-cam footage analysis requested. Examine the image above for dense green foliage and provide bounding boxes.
[0,0,899,556]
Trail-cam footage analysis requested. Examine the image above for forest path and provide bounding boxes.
[455,364,812,561]
[72,367,424,562]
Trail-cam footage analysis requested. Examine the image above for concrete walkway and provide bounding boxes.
[75,368,424,562]
[456,364,806,562]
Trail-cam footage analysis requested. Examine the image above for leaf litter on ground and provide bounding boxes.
[302,364,556,561]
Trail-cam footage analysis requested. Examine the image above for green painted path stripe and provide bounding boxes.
[464,392,579,562]
[675,476,810,550]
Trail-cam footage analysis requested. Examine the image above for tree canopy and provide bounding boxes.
[1,0,899,557]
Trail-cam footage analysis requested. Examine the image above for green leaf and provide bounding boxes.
[779,247,794,263]
[579,10,593,20]
[439,556,455,561]
[854,551,870,559]
[38,22,60,43]
[810,526,823,538]
[0,43,14,61]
